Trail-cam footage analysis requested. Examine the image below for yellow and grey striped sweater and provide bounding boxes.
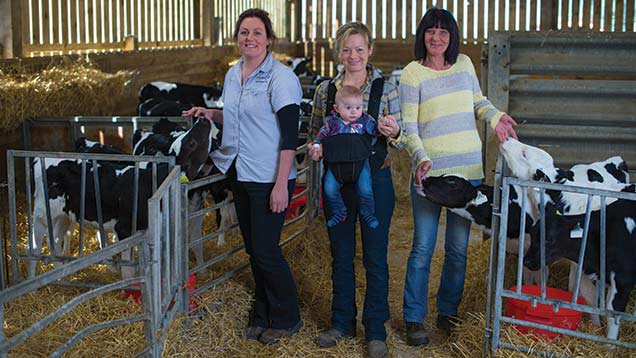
[399,54,503,180]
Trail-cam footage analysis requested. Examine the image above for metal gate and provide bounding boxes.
[485,160,636,356]
[1,115,320,353]
[5,149,175,285]
[179,135,320,313]
[0,166,182,358]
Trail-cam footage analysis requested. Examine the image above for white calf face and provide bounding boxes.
[500,138,557,180]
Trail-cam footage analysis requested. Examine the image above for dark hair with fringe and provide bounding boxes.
[233,8,277,50]
[414,8,460,65]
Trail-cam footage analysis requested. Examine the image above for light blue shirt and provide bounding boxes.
[211,52,302,183]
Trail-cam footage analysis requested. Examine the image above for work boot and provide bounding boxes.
[367,340,388,358]
[314,328,355,348]
[258,320,303,344]
[405,322,430,346]
[436,315,460,336]
[244,325,266,340]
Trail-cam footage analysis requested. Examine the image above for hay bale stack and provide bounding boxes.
[0,58,135,132]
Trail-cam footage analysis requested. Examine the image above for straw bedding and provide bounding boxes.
[0,58,134,132]
[3,150,635,357]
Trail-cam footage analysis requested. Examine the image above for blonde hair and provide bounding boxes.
[335,85,363,104]
[333,22,374,62]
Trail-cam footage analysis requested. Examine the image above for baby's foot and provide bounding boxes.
[363,214,379,229]
[327,211,347,227]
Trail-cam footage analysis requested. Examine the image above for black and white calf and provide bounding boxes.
[500,138,632,332]
[132,118,235,266]
[500,138,629,215]
[287,56,315,77]
[29,118,216,279]
[138,81,223,109]
[138,97,193,117]
[523,184,636,341]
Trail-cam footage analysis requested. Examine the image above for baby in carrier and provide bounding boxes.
[312,85,389,228]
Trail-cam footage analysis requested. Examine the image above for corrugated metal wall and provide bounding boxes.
[486,31,636,172]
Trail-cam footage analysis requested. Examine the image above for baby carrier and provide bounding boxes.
[321,77,386,184]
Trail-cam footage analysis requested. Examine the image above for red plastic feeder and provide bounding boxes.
[286,187,307,219]
[124,273,197,310]
[505,285,585,340]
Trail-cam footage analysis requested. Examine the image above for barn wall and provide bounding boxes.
[484,31,636,182]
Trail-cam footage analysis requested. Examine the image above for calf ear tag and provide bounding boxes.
[474,191,488,206]
[180,174,189,184]
[570,223,583,239]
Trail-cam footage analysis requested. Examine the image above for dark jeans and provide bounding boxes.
[323,166,395,341]
[228,166,301,329]
[323,159,375,220]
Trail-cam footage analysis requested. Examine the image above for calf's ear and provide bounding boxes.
[132,129,143,147]
[533,169,551,182]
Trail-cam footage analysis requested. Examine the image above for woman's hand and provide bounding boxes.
[494,114,518,143]
[182,106,215,122]
[378,115,400,138]
[414,160,432,186]
[309,143,323,161]
[270,182,289,213]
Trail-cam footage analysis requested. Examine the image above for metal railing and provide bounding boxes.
[5,149,175,286]
[179,139,320,312]
[485,160,636,356]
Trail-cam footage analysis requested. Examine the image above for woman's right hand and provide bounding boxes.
[414,160,432,186]
[182,106,214,122]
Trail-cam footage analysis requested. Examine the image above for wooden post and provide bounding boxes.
[484,32,511,184]
[1,0,25,58]
[124,35,139,51]
[202,0,213,46]
[540,0,557,31]
[293,0,302,43]
[285,0,292,42]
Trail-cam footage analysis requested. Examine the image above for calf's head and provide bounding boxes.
[500,139,558,181]
[420,175,478,208]
[170,117,214,180]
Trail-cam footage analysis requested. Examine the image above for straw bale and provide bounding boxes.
[0,57,135,132]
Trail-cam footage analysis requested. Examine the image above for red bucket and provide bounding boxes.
[124,273,197,309]
[505,285,585,340]
[286,187,307,219]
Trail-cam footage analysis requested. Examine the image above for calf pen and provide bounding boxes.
[0,116,318,356]
[484,157,636,357]
[1,162,182,357]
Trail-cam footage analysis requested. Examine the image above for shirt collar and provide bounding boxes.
[236,52,274,79]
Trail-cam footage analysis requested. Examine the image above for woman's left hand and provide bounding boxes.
[378,115,400,138]
[270,182,289,213]
[494,114,518,143]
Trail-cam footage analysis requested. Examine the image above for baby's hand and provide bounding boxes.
[310,143,323,161]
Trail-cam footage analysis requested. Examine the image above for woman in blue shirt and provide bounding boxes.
[183,8,303,345]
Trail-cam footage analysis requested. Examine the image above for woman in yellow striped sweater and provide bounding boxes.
[399,8,517,346]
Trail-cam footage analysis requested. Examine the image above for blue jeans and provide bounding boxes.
[323,159,375,223]
[323,166,394,341]
[403,178,481,323]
